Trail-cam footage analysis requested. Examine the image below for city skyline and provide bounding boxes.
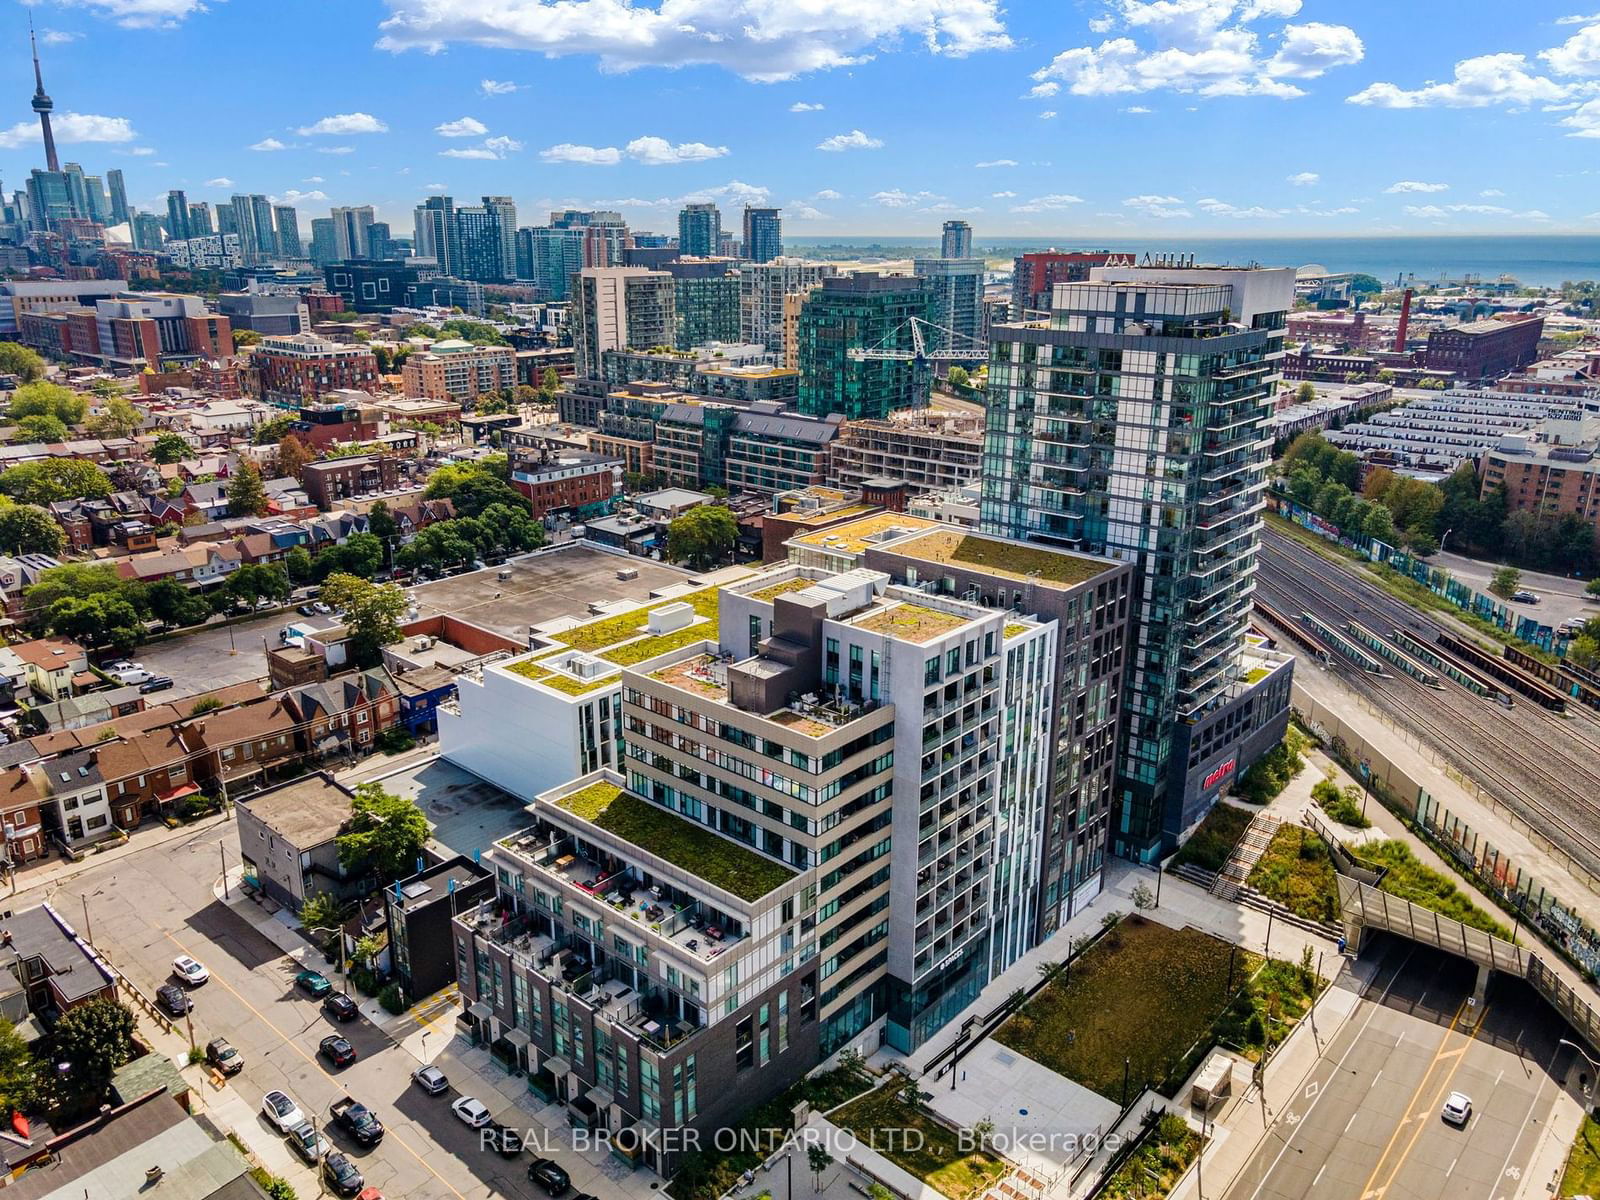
[1,1,1597,238]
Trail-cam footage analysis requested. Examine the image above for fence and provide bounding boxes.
[1302,808,1383,887]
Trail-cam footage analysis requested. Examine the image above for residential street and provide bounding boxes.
[21,821,632,1200]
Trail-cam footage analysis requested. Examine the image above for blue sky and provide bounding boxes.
[4,0,1600,239]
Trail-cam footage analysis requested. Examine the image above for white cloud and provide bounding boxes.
[541,143,623,165]
[271,189,328,205]
[442,135,524,160]
[1480,188,1506,197]
[872,189,943,208]
[1385,180,1448,193]
[1122,105,1153,113]
[1011,193,1085,213]
[250,137,291,152]
[626,136,729,164]
[436,116,489,138]
[303,175,325,183]
[817,129,883,151]
[1039,110,1058,119]
[122,145,155,156]
[1561,97,1600,135]
[1026,81,1060,98]
[790,102,825,112]
[1543,20,1600,75]
[814,188,842,200]
[974,159,1018,168]
[41,30,80,44]
[40,0,203,29]
[1287,171,1320,186]
[426,182,448,191]
[1123,193,1191,218]
[1198,197,1282,219]
[991,190,1016,198]
[1348,53,1576,108]
[786,200,828,220]
[295,112,388,136]
[317,146,356,155]
[683,179,771,206]
[480,79,521,95]
[0,111,136,149]
[1559,13,1600,24]
[205,177,233,188]
[1031,3,1361,100]
[376,0,1012,83]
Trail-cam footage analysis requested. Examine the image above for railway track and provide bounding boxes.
[1257,530,1600,875]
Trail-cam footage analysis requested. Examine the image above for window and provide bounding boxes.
[734,1018,754,1070]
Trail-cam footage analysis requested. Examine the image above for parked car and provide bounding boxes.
[156,983,191,1016]
[1441,1091,1473,1126]
[1513,589,1540,604]
[297,604,319,617]
[261,1090,304,1133]
[323,992,359,1022]
[527,1158,571,1196]
[110,665,152,685]
[285,1121,326,1164]
[139,676,175,694]
[322,1150,365,1197]
[329,1097,384,1147]
[411,1065,448,1095]
[205,1037,242,1076]
[319,1035,357,1068]
[451,1096,491,1128]
[295,969,332,997]
[171,954,208,986]
[484,1121,523,1158]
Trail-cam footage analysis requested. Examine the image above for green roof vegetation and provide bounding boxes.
[555,781,794,902]
[1244,666,1273,683]
[896,530,1112,588]
[554,586,719,653]
[748,577,818,603]
[505,656,618,696]
[1003,622,1030,640]
[600,624,714,666]
[830,1087,1008,1200]
[853,602,971,643]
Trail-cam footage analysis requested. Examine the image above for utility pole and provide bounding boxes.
[220,844,229,899]
[80,894,93,945]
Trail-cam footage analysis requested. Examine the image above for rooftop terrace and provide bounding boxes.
[889,530,1115,588]
[552,780,795,902]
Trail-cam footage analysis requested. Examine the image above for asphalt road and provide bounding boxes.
[36,823,574,1200]
[1224,938,1575,1200]
[1428,548,1594,627]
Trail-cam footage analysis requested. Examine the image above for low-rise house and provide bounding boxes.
[0,554,62,620]
[31,685,144,732]
[113,540,242,587]
[93,725,196,827]
[185,698,300,793]
[12,639,89,702]
[236,772,359,909]
[0,902,117,1018]
[283,669,399,757]
[384,856,493,1002]
[33,748,113,848]
[391,666,457,736]
[0,766,46,864]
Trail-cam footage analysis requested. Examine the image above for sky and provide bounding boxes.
[3,0,1600,240]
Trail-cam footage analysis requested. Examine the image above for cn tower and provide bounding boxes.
[29,18,59,173]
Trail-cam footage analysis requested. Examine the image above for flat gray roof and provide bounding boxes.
[238,773,350,849]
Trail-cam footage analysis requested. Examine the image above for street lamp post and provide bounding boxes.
[1358,759,1373,820]
[308,924,349,996]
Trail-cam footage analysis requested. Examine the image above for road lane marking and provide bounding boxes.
[1368,1002,1489,1200]
[1313,1164,1326,1188]
[160,929,469,1200]
[1356,995,1471,1200]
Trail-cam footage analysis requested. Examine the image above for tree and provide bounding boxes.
[806,1144,834,1192]
[439,318,508,345]
[336,782,429,884]
[46,593,144,652]
[46,998,136,1115]
[320,572,406,665]
[299,890,344,930]
[1362,504,1397,544]
[23,562,129,613]
[514,384,539,405]
[1489,567,1522,599]
[0,458,113,505]
[1568,635,1600,670]
[273,433,315,483]
[232,329,262,349]
[367,500,397,546]
[86,397,141,439]
[1404,526,1439,556]
[666,505,737,569]
[1295,381,1316,404]
[223,563,290,608]
[1361,467,1397,502]
[15,414,67,442]
[474,393,510,415]
[1131,881,1155,910]
[313,532,384,580]
[946,366,970,388]
[284,545,314,584]
[8,381,86,426]
[151,432,192,464]
[252,414,298,445]
[1587,578,1600,598]
[1382,477,1443,537]
[227,460,268,517]
[423,455,527,518]
[146,579,211,628]
[0,341,45,382]
[0,505,64,556]
[0,1020,36,1115]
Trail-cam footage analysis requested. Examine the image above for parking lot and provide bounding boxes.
[1224,938,1577,1200]
[137,612,284,701]
[346,754,531,860]
[408,546,695,640]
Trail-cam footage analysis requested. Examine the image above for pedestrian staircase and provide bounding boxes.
[1212,811,1280,902]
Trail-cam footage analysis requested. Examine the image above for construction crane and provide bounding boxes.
[846,316,988,363]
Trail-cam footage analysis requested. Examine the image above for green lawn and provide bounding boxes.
[1355,839,1514,940]
[1247,826,1340,924]
[830,1086,1009,1200]
[994,917,1257,1101]
[1560,1115,1600,1197]
[1169,804,1255,873]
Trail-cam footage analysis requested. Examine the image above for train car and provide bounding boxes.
[1505,644,1600,713]
[1436,633,1568,713]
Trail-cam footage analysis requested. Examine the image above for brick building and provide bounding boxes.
[253,334,380,401]
[401,339,517,403]
[301,453,402,509]
[509,447,621,518]
[1425,316,1545,381]
[1010,250,1133,316]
